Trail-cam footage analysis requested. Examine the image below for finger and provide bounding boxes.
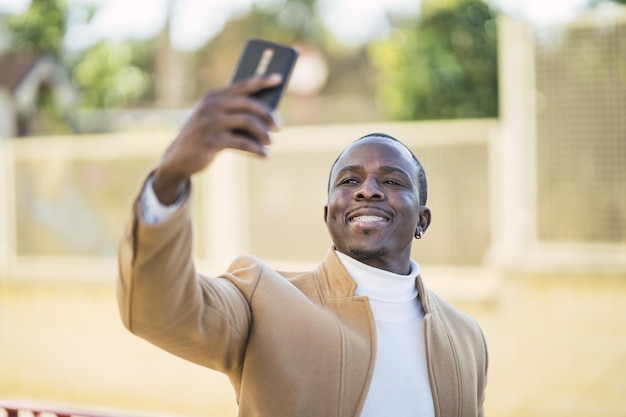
[219,131,269,158]
[219,113,273,146]
[197,95,278,136]
[226,73,284,98]
[218,96,279,131]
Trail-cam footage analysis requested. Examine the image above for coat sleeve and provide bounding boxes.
[117,189,252,373]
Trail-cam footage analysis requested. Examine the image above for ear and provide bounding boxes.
[416,205,432,235]
[323,205,329,225]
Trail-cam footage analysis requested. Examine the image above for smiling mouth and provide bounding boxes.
[349,215,388,223]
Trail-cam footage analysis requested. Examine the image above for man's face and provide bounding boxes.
[324,137,430,275]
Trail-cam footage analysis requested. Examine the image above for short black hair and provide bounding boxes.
[327,132,428,206]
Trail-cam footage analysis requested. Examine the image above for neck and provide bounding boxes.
[336,248,414,276]
[335,250,420,301]
[338,249,412,275]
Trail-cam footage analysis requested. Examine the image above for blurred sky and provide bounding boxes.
[0,0,592,51]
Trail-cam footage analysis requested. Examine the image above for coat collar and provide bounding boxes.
[315,246,434,314]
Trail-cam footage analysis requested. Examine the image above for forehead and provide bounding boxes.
[332,137,416,175]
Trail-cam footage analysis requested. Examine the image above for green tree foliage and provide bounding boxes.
[194,0,329,92]
[6,0,70,134]
[589,0,626,4]
[7,0,149,109]
[248,0,322,41]
[369,0,498,120]
[8,0,67,55]
[72,42,150,108]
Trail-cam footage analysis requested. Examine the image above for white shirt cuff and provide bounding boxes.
[140,175,187,224]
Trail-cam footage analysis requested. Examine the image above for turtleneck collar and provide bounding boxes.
[334,250,420,302]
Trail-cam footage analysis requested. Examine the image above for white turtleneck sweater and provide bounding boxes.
[140,180,435,416]
[335,251,435,417]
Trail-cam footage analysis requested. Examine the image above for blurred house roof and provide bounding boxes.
[0,52,77,137]
[0,53,41,90]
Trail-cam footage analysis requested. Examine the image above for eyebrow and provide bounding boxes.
[334,165,363,176]
[380,166,411,178]
[335,165,412,179]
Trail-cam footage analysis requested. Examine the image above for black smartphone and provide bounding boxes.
[230,38,298,110]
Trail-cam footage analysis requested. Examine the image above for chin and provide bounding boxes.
[348,246,389,260]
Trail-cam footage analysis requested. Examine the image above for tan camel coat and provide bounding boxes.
[118,193,488,417]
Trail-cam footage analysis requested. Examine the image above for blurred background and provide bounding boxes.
[0,0,625,416]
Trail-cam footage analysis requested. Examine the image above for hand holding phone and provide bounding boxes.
[230,38,298,110]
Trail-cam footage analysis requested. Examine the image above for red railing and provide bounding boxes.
[0,400,152,417]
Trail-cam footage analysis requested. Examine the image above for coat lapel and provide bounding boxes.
[315,249,377,417]
[418,277,462,417]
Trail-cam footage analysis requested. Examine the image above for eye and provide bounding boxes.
[340,177,359,185]
[383,179,404,186]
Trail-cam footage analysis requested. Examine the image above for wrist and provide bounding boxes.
[152,169,188,205]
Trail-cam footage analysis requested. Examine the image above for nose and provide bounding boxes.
[355,178,384,200]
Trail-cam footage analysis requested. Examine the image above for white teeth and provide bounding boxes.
[352,215,385,222]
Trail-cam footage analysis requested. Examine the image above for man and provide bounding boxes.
[117,74,488,417]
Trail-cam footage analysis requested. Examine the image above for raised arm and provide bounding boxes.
[117,75,282,371]
[153,74,282,204]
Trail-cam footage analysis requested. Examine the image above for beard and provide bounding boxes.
[348,245,389,259]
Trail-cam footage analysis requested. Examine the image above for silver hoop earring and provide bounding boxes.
[415,230,423,239]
